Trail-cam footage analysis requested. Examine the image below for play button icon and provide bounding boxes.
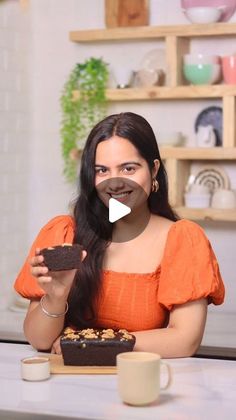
[109,198,131,223]
[89,177,151,242]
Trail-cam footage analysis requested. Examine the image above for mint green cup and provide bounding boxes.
[183,64,213,85]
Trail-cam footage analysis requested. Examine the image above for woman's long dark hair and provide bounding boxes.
[66,112,179,328]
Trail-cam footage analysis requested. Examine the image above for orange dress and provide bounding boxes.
[14,215,225,332]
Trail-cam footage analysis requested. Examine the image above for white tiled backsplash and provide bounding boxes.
[0,1,31,307]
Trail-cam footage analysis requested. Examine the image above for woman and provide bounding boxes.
[14,112,225,357]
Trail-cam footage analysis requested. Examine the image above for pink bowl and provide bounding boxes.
[181,0,236,22]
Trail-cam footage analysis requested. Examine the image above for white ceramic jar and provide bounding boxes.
[184,192,211,208]
[211,189,236,209]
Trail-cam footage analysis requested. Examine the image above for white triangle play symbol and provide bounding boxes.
[109,198,131,223]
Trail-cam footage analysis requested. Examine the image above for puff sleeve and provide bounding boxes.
[14,215,75,299]
[158,220,225,311]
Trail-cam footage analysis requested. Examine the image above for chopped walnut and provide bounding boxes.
[66,333,80,340]
[84,333,98,339]
[64,327,76,335]
[102,328,114,334]
[122,332,133,340]
[101,331,115,339]
[80,328,95,336]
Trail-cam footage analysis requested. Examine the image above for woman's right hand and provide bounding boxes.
[30,247,87,299]
[51,335,62,355]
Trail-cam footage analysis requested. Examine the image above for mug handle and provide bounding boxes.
[160,362,172,390]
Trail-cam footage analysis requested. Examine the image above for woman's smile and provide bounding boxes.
[108,190,132,202]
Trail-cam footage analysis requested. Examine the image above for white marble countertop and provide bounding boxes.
[0,343,236,419]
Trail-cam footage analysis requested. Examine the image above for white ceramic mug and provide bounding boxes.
[21,356,50,381]
[116,352,172,406]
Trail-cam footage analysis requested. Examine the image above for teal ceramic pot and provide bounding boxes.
[183,63,213,84]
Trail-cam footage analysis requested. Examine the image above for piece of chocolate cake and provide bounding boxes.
[40,243,83,271]
[60,327,136,366]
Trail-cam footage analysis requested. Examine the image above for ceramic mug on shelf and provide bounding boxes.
[116,352,172,406]
[222,55,236,84]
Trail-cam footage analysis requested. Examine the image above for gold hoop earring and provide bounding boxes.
[152,179,159,193]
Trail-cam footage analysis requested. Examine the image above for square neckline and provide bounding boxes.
[102,219,182,277]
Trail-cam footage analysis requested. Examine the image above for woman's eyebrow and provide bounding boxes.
[120,161,142,167]
[95,161,142,168]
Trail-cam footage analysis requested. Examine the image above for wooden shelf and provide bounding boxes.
[70,23,236,42]
[175,207,236,222]
[160,147,236,160]
[73,85,236,101]
[69,23,236,222]
[106,85,236,100]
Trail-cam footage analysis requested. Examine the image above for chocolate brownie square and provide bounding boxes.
[40,243,83,271]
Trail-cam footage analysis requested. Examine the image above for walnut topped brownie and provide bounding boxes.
[60,327,136,366]
[40,243,83,271]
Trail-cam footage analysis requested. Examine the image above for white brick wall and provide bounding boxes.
[0,1,30,306]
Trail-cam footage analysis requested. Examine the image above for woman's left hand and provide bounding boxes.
[51,335,62,355]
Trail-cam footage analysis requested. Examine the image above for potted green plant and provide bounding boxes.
[60,57,109,182]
